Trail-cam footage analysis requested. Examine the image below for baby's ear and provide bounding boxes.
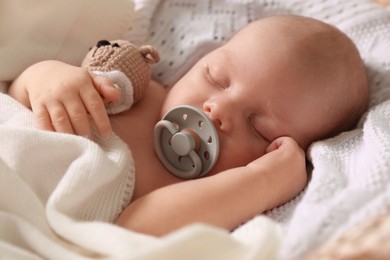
[139,45,160,64]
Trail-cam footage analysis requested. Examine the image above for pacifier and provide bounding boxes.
[154,105,220,179]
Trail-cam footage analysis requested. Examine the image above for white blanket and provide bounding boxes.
[1,0,390,259]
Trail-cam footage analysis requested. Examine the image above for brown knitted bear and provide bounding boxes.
[82,39,160,114]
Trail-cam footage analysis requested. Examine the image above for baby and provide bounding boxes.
[7,15,368,236]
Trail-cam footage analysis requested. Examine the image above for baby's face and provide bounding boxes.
[161,21,330,175]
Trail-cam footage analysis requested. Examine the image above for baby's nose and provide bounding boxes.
[203,102,233,132]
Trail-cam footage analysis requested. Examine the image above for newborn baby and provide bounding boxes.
[8,15,368,236]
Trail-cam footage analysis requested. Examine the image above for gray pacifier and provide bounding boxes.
[154,105,220,179]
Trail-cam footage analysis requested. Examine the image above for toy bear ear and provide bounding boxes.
[139,45,160,64]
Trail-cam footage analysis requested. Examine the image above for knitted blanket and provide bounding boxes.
[127,0,390,259]
[1,0,390,259]
[0,93,140,258]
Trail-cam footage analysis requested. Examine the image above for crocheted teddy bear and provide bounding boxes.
[82,39,160,114]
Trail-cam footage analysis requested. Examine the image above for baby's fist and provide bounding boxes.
[248,136,307,210]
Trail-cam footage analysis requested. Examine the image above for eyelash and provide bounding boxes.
[248,116,268,142]
[249,118,261,139]
[205,66,227,89]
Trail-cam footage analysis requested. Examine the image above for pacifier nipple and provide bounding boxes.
[154,106,220,179]
[171,129,200,156]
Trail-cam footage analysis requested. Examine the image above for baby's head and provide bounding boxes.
[225,15,369,148]
[162,15,369,174]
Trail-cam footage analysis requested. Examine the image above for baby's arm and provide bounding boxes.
[116,137,307,236]
[7,60,120,138]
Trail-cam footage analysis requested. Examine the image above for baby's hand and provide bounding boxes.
[247,137,307,210]
[9,60,120,138]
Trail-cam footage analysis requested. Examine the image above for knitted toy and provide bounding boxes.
[82,39,160,114]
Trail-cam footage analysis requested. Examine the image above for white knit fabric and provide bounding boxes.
[1,0,390,259]
[125,0,390,259]
[127,0,390,89]
[0,93,138,258]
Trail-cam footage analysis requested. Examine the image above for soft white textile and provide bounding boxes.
[1,0,390,259]
[0,94,280,259]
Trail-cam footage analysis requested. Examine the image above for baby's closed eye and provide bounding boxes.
[248,115,270,143]
[204,64,230,89]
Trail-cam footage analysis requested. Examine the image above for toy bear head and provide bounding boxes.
[82,39,160,104]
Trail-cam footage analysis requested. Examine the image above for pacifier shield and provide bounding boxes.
[154,105,220,179]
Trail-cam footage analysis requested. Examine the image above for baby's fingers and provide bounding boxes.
[265,136,303,155]
[63,99,92,139]
[80,88,112,138]
[31,104,55,132]
[92,75,121,103]
[45,102,74,134]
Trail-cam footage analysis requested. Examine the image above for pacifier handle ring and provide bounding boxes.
[154,120,202,179]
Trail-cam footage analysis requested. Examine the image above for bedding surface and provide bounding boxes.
[1,0,390,259]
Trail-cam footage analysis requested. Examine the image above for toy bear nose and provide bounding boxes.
[96,40,111,48]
